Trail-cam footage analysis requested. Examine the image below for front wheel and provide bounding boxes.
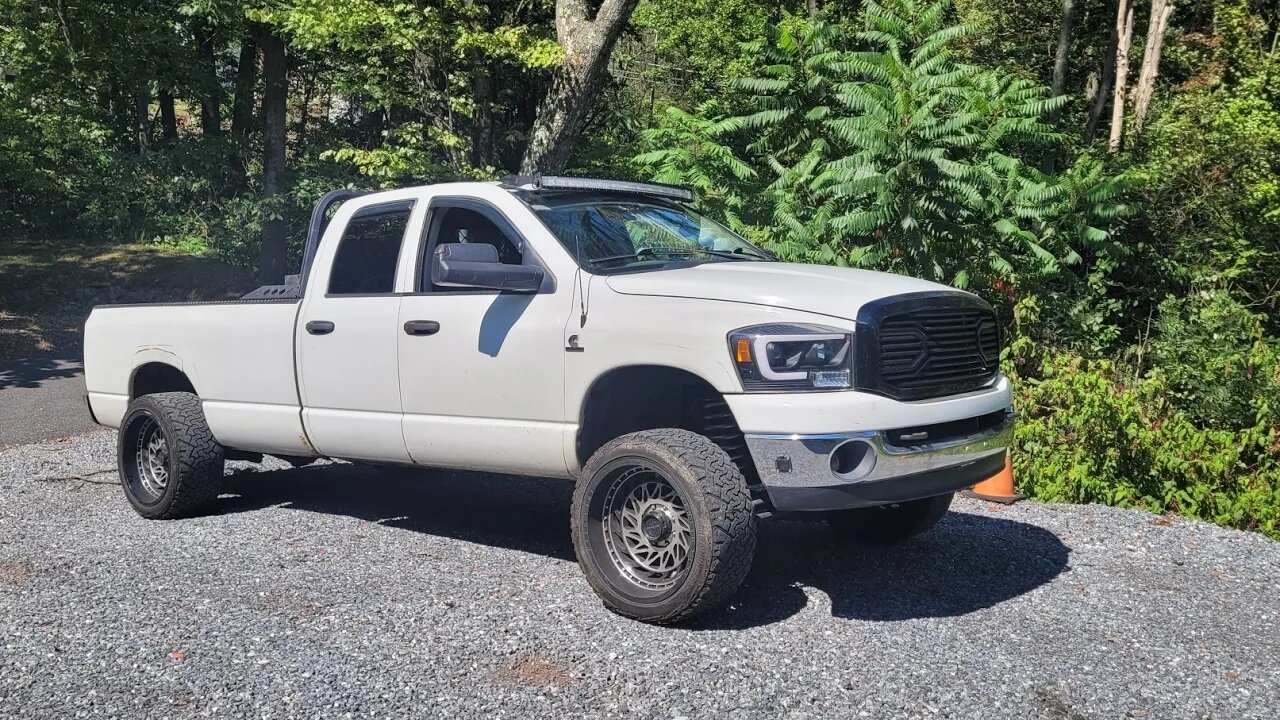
[826,492,954,545]
[118,392,225,519]
[571,429,756,624]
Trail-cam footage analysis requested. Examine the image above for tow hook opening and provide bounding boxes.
[830,439,877,481]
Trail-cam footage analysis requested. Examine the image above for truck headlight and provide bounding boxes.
[728,324,853,391]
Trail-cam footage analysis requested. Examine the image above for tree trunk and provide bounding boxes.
[230,30,258,138]
[1085,7,1119,141]
[259,30,288,284]
[228,30,259,193]
[465,0,494,168]
[1049,0,1076,121]
[134,85,151,152]
[1108,0,1135,153]
[1133,0,1175,132]
[109,83,132,153]
[519,0,641,175]
[469,56,494,168]
[411,49,464,168]
[159,89,178,141]
[1043,0,1077,173]
[297,76,312,155]
[194,21,222,136]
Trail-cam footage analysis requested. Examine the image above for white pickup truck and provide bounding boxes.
[85,176,1013,623]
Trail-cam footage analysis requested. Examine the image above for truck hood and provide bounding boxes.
[602,262,955,320]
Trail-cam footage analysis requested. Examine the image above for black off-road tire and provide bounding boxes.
[826,492,954,545]
[118,392,225,519]
[571,429,757,625]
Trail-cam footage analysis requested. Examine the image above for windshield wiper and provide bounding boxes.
[701,247,776,261]
[588,247,771,266]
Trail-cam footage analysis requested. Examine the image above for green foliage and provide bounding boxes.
[1011,349,1280,540]
[320,123,499,185]
[640,1,1133,294]
[1149,290,1280,429]
[1137,58,1280,322]
[634,105,758,229]
[1008,289,1280,540]
[630,0,776,104]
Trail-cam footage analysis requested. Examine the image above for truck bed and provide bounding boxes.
[84,299,314,457]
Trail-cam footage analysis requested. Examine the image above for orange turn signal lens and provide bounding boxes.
[734,337,753,364]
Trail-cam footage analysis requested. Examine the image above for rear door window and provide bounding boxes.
[328,201,415,295]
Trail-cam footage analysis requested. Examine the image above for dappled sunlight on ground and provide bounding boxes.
[0,241,254,358]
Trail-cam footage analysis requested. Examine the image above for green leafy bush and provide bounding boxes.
[637,1,1132,297]
[1137,53,1280,331]
[1012,350,1280,540]
[1149,290,1280,430]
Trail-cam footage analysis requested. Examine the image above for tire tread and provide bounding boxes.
[572,428,756,624]
[120,392,224,519]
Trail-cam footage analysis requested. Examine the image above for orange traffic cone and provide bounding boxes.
[962,452,1024,504]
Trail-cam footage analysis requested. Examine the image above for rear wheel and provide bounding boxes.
[118,392,225,519]
[571,429,756,624]
[826,492,954,545]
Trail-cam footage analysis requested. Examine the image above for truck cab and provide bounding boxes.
[85,176,1013,624]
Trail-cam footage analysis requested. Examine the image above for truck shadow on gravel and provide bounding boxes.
[218,463,1070,629]
[711,511,1071,630]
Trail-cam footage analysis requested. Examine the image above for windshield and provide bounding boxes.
[524,193,773,273]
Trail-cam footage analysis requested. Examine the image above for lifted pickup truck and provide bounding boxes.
[85,175,1013,623]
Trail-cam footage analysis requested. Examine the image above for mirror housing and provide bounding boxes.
[431,243,544,293]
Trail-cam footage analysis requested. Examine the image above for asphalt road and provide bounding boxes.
[1,432,1278,718]
[0,355,100,449]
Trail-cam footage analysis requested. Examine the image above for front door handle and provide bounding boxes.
[305,320,335,335]
[403,320,441,336]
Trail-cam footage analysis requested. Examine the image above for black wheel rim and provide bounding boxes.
[587,458,694,600]
[121,412,170,504]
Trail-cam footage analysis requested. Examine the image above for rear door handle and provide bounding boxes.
[305,320,335,335]
[403,320,441,336]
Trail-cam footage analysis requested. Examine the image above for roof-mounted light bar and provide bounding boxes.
[502,174,693,202]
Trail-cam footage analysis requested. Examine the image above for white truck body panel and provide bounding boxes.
[85,301,308,455]
[604,261,945,316]
[723,376,1012,435]
[296,294,409,462]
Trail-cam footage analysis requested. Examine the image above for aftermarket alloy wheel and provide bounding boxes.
[826,492,954,545]
[572,429,756,624]
[118,392,225,519]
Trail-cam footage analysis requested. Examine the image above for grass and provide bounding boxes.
[0,239,256,359]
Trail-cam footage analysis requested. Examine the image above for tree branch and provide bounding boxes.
[596,0,641,29]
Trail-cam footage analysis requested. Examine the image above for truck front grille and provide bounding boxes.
[855,293,1000,401]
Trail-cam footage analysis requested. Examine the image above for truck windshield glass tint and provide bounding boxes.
[531,197,772,272]
[327,202,414,295]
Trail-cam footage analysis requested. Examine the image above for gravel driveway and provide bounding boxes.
[2,432,1277,719]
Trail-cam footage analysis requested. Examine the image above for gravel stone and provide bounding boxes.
[2,431,1278,718]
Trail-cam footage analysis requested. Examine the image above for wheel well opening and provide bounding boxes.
[577,366,758,484]
[131,362,196,399]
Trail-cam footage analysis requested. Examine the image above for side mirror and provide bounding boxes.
[431,243,545,293]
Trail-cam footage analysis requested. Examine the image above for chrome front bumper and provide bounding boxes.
[744,412,1014,512]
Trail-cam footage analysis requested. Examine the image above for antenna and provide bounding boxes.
[575,231,589,327]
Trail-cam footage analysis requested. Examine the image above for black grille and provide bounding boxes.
[855,293,1000,400]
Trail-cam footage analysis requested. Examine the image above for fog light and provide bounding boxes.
[809,369,851,388]
[830,439,877,481]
